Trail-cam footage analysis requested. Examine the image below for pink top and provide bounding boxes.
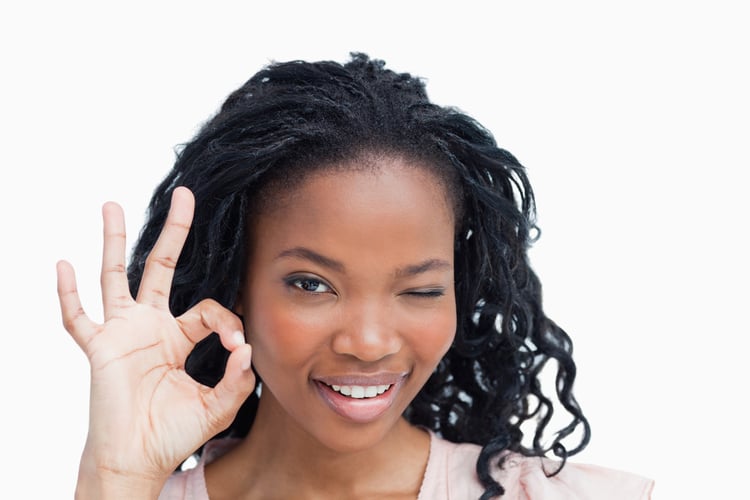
[159,433,654,499]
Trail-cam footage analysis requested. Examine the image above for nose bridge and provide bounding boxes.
[332,295,401,361]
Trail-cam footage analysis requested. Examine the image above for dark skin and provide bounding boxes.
[57,187,256,498]
[59,156,457,499]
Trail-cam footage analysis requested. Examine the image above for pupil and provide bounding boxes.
[302,279,319,291]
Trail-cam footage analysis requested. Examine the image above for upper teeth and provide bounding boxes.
[330,384,391,399]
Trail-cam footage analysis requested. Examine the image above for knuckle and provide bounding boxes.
[101,263,127,275]
[62,318,75,333]
[105,230,127,240]
[148,287,169,299]
[111,294,133,306]
[167,219,192,232]
[62,307,86,332]
[146,254,178,271]
[199,298,220,309]
[201,394,232,430]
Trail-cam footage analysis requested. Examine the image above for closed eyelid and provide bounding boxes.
[406,289,445,297]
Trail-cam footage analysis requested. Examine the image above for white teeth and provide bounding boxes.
[328,384,391,399]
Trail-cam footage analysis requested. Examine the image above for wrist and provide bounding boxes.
[75,455,168,500]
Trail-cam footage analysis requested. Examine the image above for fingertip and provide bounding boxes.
[56,260,76,288]
[167,186,195,224]
[101,201,122,214]
[228,343,253,372]
[224,343,255,388]
[232,331,246,349]
[172,186,195,203]
[216,330,245,352]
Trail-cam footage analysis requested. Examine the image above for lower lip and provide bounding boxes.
[313,380,403,424]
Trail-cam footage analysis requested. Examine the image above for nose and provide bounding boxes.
[331,300,402,362]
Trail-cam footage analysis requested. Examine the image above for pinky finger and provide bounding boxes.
[56,260,98,350]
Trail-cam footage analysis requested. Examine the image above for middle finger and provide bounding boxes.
[101,201,132,318]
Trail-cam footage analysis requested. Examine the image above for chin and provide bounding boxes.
[306,416,405,455]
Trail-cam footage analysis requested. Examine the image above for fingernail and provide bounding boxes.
[232,331,245,346]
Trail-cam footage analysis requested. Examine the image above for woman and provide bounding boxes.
[57,53,653,499]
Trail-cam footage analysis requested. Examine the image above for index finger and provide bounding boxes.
[136,187,195,308]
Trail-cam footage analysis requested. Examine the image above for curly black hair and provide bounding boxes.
[127,53,590,499]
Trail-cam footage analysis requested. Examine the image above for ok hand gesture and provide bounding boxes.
[57,187,255,498]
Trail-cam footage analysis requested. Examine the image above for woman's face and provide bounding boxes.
[237,157,456,452]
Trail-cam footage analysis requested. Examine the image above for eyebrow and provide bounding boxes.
[276,247,451,277]
[394,258,452,278]
[276,247,346,273]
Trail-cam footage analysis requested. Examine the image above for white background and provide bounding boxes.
[1,1,748,498]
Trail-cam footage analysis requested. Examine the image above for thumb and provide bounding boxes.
[204,344,256,433]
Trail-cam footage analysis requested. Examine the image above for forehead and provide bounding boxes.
[259,155,455,222]
[247,157,456,266]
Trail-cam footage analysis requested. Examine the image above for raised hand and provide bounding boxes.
[57,187,255,498]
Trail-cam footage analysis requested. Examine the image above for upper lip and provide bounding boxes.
[313,372,408,387]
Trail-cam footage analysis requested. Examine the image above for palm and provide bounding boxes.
[84,307,207,473]
[57,187,254,480]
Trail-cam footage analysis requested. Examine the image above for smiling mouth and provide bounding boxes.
[326,383,392,399]
[314,378,402,423]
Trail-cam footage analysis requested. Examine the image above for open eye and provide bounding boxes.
[287,276,333,294]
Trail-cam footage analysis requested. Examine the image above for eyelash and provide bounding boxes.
[285,277,445,299]
[405,289,445,298]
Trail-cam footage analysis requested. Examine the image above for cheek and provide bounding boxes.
[244,292,331,368]
[402,301,457,363]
